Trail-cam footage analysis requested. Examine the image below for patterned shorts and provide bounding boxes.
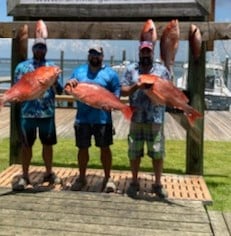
[127,122,165,160]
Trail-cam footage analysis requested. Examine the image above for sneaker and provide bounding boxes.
[152,184,168,198]
[70,178,87,191]
[103,177,116,193]
[43,172,62,185]
[12,176,30,191]
[126,182,140,197]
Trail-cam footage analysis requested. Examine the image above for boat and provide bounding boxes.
[112,60,131,77]
[176,62,231,111]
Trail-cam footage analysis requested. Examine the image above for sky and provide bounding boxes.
[0,0,230,62]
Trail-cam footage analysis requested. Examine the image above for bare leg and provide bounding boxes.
[77,148,89,180]
[21,145,33,178]
[100,146,112,180]
[152,159,163,185]
[130,157,141,184]
[42,144,53,175]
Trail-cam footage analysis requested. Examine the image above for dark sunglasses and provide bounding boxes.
[89,51,102,56]
[33,44,47,51]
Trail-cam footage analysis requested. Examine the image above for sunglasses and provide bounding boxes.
[89,51,102,56]
[33,44,47,51]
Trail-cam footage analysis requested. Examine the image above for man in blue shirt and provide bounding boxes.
[66,46,120,193]
[12,38,63,191]
[121,41,171,198]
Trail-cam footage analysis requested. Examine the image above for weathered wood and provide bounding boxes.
[7,0,210,20]
[9,25,28,165]
[0,187,214,236]
[1,107,231,141]
[207,211,231,236]
[186,42,206,175]
[0,22,231,41]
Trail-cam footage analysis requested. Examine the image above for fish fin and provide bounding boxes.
[185,109,203,127]
[122,106,134,120]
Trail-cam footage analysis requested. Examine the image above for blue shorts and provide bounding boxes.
[20,117,57,147]
[74,123,113,148]
[127,122,165,160]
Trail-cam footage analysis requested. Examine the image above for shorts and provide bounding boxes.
[127,122,165,160]
[74,123,113,148]
[20,117,57,147]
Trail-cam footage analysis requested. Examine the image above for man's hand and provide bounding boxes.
[65,79,78,88]
[101,104,112,112]
[137,81,153,90]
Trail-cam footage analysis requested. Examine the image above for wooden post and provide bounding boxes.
[10,24,28,165]
[60,50,64,86]
[186,42,206,175]
[122,50,126,62]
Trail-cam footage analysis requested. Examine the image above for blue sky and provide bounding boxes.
[0,0,230,62]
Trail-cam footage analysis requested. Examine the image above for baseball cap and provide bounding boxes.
[33,38,47,47]
[88,46,103,55]
[139,41,153,51]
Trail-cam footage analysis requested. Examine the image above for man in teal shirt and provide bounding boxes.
[66,46,120,192]
[12,38,63,191]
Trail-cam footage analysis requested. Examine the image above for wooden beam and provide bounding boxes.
[7,0,209,20]
[0,22,231,41]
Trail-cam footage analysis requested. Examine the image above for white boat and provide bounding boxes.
[112,60,131,77]
[177,63,231,110]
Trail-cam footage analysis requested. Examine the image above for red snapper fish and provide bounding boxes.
[160,19,180,75]
[189,24,202,62]
[139,74,203,126]
[18,24,29,60]
[64,82,133,120]
[140,19,157,45]
[35,19,48,39]
[0,66,61,108]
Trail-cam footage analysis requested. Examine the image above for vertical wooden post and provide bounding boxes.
[186,42,206,175]
[110,55,114,66]
[60,50,64,86]
[10,24,28,165]
[122,50,126,62]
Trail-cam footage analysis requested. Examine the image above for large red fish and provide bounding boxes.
[0,66,61,108]
[139,74,203,126]
[189,24,202,62]
[140,19,157,45]
[35,19,48,39]
[18,24,28,60]
[64,83,133,120]
[160,19,180,76]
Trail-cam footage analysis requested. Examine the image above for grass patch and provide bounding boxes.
[0,138,230,211]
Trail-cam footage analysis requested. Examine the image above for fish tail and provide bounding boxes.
[186,108,203,126]
[122,105,134,120]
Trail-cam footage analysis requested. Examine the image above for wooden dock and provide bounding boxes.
[0,165,228,236]
[0,187,214,236]
[0,107,231,235]
[1,106,231,141]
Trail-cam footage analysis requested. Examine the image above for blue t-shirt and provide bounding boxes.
[120,62,170,124]
[14,59,63,118]
[69,64,120,124]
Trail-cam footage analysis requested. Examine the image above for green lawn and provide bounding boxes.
[0,138,230,211]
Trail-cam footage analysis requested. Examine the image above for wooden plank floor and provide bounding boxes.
[0,164,213,204]
[1,106,231,140]
[0,187,213,236]
[1,167,231,236]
